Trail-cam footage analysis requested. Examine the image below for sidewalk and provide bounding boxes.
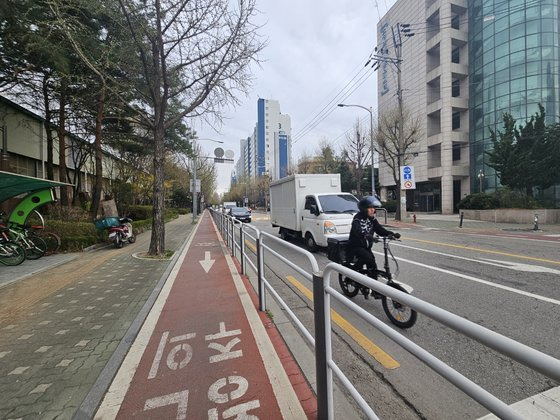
[0,215,194,420]
[390,213,560,239]
[95,212,311,419]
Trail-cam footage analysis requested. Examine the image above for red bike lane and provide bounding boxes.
[111,213,295,419]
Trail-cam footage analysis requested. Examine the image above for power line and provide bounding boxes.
[293,68,376,144]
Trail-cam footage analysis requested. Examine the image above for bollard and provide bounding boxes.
[313,271,332,420]
[533,214,539,231]
[413,213,417,223]
[459,212,464,228]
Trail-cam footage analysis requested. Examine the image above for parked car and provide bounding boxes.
[230,207,252,223]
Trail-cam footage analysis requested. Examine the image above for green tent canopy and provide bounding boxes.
[0,170,73,203]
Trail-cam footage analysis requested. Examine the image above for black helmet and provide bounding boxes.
[358,196,382,213]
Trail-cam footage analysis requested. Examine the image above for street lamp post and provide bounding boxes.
[478,169,485,193]
[192,138,223,222]
[337,104,376,197]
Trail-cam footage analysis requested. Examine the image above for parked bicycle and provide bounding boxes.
[0,212,47,260]
[0,226,26,266]
[327,235,418,328]
[27,210,61,256]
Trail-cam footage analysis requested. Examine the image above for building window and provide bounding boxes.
[452,79,460,97]
[452,111,461,130]
[451,46,460,64]
[451,15,460,30]
[452,144,461,161]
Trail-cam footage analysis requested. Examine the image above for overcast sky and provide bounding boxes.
[193,0,397,194]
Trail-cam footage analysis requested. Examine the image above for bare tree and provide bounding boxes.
[375,107,422,220]
[297,150,312,174]
[115,0,264,255]
[344,118,371,195]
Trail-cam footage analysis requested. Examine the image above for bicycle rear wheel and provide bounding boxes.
[0,243,26,266]
[40,232,61,255]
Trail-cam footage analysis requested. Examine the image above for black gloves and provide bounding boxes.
[389,232,401,239]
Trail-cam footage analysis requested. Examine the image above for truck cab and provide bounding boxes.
[301,193,358,250]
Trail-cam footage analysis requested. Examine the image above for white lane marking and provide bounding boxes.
[545,234,560,237]
[212,215,306,419]
[394,243,560,275]
[478,385,560,419]
[372,251,560,306]
[438,230,560,244]
[95,215,203,420]
[479,258,560,275]
[199,251,215,273]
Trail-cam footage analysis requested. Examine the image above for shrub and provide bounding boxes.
[174,207,191,215]
[381,200,397,213]
[124,205,153,220]
[41,204,91,221]
[458,189,542,210]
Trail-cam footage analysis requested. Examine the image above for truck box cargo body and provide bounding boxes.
[269,174,359,250]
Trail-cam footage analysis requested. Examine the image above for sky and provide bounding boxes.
[194,0,398,194]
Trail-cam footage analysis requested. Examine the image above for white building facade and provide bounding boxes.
[377,0,470,214]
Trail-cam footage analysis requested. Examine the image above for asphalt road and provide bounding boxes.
[235,214,560,419]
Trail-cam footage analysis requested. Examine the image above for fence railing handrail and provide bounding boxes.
[208,209,560,419]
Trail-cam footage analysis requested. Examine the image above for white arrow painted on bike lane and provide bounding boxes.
[199,251,215,273]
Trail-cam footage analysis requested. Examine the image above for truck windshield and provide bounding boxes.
[318,195,359,213]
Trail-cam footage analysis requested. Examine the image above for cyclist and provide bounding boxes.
[347,196,400,289]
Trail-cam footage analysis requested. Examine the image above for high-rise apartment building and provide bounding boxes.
[236,98,292,181]
[377,0,560,213]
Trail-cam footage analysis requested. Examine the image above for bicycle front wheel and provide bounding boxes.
[0,243,26,266]
[382,283,418,329]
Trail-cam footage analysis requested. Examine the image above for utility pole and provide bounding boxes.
[392,24,406,221]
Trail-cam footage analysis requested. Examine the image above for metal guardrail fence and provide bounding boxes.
[210,209,560,420]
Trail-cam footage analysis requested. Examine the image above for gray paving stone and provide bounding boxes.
[0,216,194,418]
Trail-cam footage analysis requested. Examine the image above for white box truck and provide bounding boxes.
[269,174,359,251]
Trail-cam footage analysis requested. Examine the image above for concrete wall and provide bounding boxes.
[462,209,560,224]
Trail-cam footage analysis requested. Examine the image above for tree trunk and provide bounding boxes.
[58,77,69,205]
[149,122,166,256]
[394,188,401,221]
[90,87,105,220]
[42,74,54,180]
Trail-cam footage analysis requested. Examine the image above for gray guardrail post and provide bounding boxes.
[256,236,265,311]
[313,271,330,420]
[240,225,245,275]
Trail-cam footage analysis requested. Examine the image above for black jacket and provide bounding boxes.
[347,212,393,249]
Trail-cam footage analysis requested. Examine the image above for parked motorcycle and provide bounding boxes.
[108,217,135,248]
[94,216,135,248]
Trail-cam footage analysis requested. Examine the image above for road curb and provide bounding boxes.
[73,218,200,420]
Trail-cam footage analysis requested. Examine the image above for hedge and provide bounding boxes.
[458,189,542,210]
[46,210,180,252]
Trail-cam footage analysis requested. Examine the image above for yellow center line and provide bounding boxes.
[286,275,400,370]
[404,237,560,266]
[245,239,257,253]
[243,237,399,368]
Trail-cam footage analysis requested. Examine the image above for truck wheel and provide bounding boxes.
[280,228,290,241]
[305,233,318,253]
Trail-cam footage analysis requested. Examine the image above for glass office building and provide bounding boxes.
[469,0,560,203]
